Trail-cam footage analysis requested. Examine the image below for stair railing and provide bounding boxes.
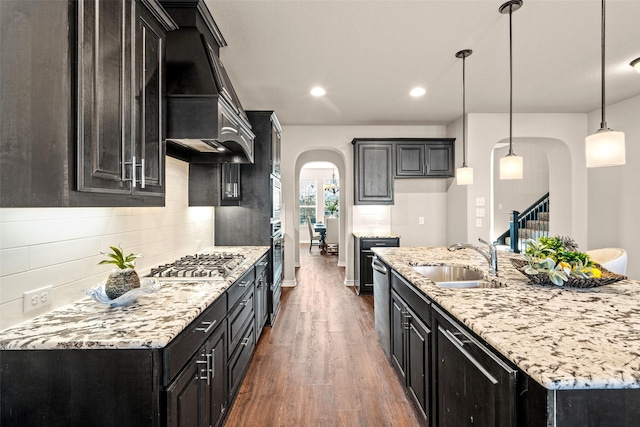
[496,192,549,253]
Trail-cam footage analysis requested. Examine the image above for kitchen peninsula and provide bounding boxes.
[0,246,269,427]
[373,246,640,426]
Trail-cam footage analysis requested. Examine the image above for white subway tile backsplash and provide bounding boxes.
[0,157,214,330]
[0,247,30,276]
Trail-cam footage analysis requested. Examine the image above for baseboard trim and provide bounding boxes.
[282,279,297,287]
[343,279,355,287]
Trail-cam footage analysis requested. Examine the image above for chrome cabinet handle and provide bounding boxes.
[241,337,250,346]
[195,320,217,334]
[238,280,249,287]
[239,299,249,307]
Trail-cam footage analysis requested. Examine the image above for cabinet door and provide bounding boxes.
[271,123,281,178]
[390,291,406,379]
[166,357,200,427]
[396,144,426,177]
[360,251,375,294]
[133,4,165,196]
[406,307,431,421]
[436,319,517,427]
[204,324,228,427]
[77,0,133,194]
[355,143,393,204]
[426,144,454,177]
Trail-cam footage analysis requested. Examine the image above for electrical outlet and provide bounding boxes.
[476,218,483,228]
[23,285,53,313]
[418,217,424,225]
[195,239,202,251]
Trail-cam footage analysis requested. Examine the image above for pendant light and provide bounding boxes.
[499,0,523,180]
[585,0,625,167]
[632,57,640,73]
[455,49,473,185]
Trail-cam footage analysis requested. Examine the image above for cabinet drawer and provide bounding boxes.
[228,286,255,355]
[228,321,256,400]
[227,267,255,309]
[255,255,268,277]
[361,238,399,250]
[391,271,430,327]
[163,294,227,386]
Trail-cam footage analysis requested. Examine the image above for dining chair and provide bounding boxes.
[324,217,339,255]
[306,216,322,252]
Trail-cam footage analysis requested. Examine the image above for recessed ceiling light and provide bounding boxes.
[310,87,326,97]
[631,57,640,73]
[410,87,426,97]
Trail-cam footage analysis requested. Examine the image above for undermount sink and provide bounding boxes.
[411,265,499,289]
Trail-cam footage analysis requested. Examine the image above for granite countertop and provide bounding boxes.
[353,232,401,239]
[372,246,640,391]
[0,246,269,351]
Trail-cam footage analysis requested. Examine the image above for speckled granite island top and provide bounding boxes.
[372,246,640,391]
[0,246,269,351]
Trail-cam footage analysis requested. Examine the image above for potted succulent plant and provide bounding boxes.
[99,246,141,299]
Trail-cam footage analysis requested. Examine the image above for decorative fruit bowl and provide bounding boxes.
[513,236,627,288]
[84,278,161,307]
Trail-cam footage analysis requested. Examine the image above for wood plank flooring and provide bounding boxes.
[224,246,420,427]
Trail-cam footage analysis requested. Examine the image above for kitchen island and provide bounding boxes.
[0,246,269,427]
[373,246,640,426]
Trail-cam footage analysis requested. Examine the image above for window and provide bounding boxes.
[299,179,317,224]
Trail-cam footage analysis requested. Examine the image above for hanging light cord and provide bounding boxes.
[508,3,514,155]
[462,54,467,167]
[600,0,607,129]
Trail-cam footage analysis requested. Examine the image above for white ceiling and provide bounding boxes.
[206,0,640,127]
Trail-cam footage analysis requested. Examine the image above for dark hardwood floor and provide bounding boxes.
[224,245,420,427]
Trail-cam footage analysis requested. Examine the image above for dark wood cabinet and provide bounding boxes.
[166,321,227,427]
[0,0,175,207]
[390,271,432,424]
[434,306,517,427]
[216,111,283,326]
[395,140,455,178]
[354,237,399,295]
[353,140,394,205]
[221,163,242,202]
[77,0,169,197]
[254,256,269,337]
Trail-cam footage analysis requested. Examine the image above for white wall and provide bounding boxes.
[492,141,550,237]
[281,125,447,286]
[0,157,214,330]
[587,94,640,279]
[448,113,587,247]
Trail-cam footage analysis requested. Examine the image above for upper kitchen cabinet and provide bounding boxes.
[352,139,394,205]
[395,139,455,178]
[77,0,176,198]
[0,0,176,207]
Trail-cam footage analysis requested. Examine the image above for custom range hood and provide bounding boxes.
[161,0,254,163]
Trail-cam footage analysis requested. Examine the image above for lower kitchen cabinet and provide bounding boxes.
[166,320,227,427]
[354,236,399,295]
[0,258,267,427]
[390,272,432,424]
[434,306,517,426]
[255,256,269,337]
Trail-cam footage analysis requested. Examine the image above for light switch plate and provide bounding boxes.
[475,208,485,218]
[476,218,483,228]
[476,197,485,206]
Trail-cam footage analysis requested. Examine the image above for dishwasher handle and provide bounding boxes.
[371,257,388,274]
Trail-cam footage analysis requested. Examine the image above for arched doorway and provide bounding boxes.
[293,150,347,271]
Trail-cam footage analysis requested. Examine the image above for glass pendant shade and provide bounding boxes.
[585,129,625,167]
[500,153,523,180]
[631,58,640,73]
[456,166,474,185]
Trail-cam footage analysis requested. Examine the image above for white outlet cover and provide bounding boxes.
[476,197,485,206]
[476,218,483,228]
[475,208,485,218]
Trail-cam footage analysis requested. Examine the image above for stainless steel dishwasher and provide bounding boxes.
[372,256,391,359]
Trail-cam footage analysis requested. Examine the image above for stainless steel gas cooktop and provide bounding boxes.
[148,253,246,279]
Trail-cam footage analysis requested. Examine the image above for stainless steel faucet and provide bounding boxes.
[448,238,499,277]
